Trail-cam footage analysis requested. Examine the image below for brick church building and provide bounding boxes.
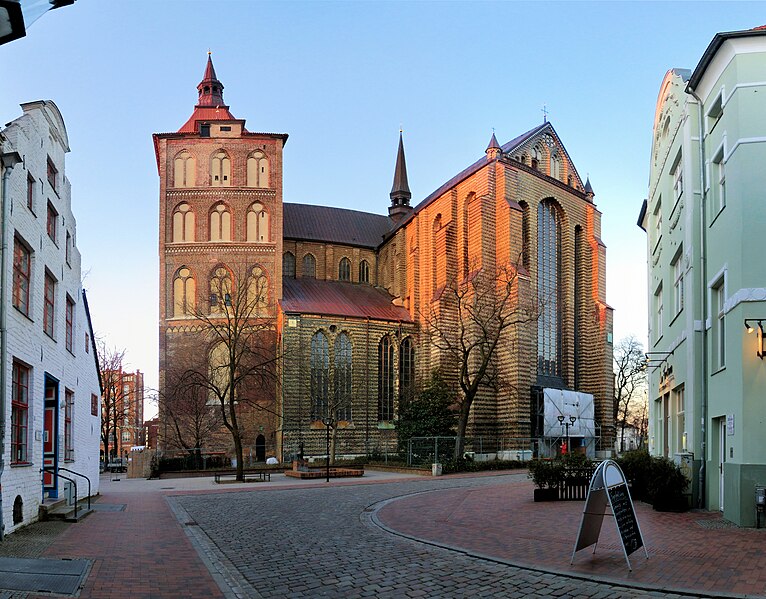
[154,57,614,462]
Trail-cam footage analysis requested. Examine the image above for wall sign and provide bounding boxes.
[571,459,649,570]
[727,414,735,436]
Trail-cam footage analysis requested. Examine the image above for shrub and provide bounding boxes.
[616,449,654,501]
[527,459,566,489]
[442,458,524,474]
[616,449,689,511]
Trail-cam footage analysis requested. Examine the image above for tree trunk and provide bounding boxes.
[233,431,244,481]
[454,399,472,460]
[330,426,338,466]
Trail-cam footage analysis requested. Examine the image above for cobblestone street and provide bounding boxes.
[171,474,708,598]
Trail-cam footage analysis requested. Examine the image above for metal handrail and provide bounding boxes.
[41,467,78,520]
[57,467,91,510]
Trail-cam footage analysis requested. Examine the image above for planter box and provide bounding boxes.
[533,488,559,502]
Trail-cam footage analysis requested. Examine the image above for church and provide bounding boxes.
[154,57,615,462]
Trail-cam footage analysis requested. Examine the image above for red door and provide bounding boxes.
[43,381,58,493]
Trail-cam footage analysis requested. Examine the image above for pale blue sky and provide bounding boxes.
[1,1,763,403]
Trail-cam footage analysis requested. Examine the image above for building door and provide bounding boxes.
[255,434,266,462]
[719,418,726,511]
[663,393,670,457]
[43,376,59,498]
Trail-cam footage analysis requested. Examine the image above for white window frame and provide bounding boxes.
[672,249,684,316]
[654,282,663,341]
[674,385,685,453]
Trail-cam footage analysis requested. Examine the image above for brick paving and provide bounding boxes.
[3,470,763,598]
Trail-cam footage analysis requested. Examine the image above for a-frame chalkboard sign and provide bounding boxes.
[571,459,649,570]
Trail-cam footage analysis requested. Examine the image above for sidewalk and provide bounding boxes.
[376,477,766,598]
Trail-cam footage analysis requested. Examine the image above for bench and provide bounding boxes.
[213,470,271,484]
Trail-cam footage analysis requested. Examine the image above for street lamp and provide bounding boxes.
[321,416,334,483]
[558,414,576,455]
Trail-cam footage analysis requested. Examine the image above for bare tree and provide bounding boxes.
[422,262,535,459]
[180,263,277,481]
[613,335,647,452]
[97,343,127,465]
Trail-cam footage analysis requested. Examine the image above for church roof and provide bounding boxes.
[281,278,413,322]
[178,55,239,133]
[390,132,411,198]
[283,203,393,248]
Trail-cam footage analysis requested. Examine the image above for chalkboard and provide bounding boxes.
[607,483,643,556]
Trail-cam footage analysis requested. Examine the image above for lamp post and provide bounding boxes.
[558,414,576,455]
[322,416,334,483]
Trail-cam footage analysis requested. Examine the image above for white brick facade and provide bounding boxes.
[1,101,101,536]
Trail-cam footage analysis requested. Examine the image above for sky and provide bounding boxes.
[1,1,763,413]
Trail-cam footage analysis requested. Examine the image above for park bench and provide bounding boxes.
[213,469,271,484]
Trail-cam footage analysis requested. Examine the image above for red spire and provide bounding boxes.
[196,53,226,108]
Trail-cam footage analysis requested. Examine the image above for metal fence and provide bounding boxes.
[155,445,278,471]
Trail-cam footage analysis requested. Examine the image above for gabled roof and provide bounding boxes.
[281,278,413,322]
[283,203,393,249]
[688,26,766,91]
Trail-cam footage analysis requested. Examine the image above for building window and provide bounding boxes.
[653,197,662,249]
[173,267,196,317]
[200,123,211,137]
[44,272,56,338]
[338,257,351,282]
[519,201,530,269]
[208,342,230,405]
[302,254,316,279]
[672,156,683,203]
[65,231,72,265]
[64,389,74,461]
[27,173,35,211]
[247,266,269,313]
[46,157,57,193]
[531,146,541,171]
[712,148,726,213]
[246,202,270,242]
[91,393,98,416]
[283,252,296,278]
[246,150,269,188]
[673,385,685,453]
[172,203,195,242]
[399,337,415,404]
[13,237,31,316]
[211,150,231,187]
[85,332,90,354]
[209,267,232,313]
[209,203,231,242]
[334,333,352,422]
[672,251,684,316]
[359,260,370,284]
[707,93,723,132]
[11,361,29,464]
[310,332,329,420]
[46,202,58,244]
[378,335,394,422]
[537,200,562,377]
[712,278,726,369]
[654,283,663,341]
[173,151,196,187]
[551,154,561,180]
[65,296,74,353]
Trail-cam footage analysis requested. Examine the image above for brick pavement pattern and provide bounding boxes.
[173,474,711,598]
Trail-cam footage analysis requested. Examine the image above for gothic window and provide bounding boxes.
[338,257,351,281]
[209,342,230,404]
[248,266,269,313]
[172,203,195,242]
[359,260,370,284]
[531,146,541,171]
[302,253,316,279]
[537,199,562,378]
[173,267,196,317]
[432,215,442,297]
[551,154,562,179]
[310,332,329,420]
[462,196,469,278]
[519,201,530,269]
[209,266,232,313]
[247,150,269,188]
[334,333,352,422]
[399,337,415,404]
[283,252,296,278]
[378,335,394,422]
[246,202,270,242]
[209,203,231,241]
[210,150,231,187]
[173,151,196,187]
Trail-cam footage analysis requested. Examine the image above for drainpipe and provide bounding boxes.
[0,150,22,542]
[687,88,708,509]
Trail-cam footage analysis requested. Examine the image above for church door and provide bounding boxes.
[255,434,266,462]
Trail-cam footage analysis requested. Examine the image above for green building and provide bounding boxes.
[640,26,766,526]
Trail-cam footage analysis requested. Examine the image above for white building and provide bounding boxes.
[1,100,101,537]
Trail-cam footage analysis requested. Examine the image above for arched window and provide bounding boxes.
[247,150,269,188]
[209,203,231,241]
[211,150,231,187]
[432,215,442,297]
[173,151,195,188]
[173,267,196,317]
[537,200,562,378]
[209,342,230,404]
[172,203,195,242]
[334,333,352,421]
[246,202,270,242]
[209,266,232,313]
[283,252,296,279]
[519,200,530,269]
[378,335,394,422]
[310,332,329,420]
[531,146,541,171]
[399,337,415,404]
[302,254,316,279]
[247,266,269,313]
[551,154,561,180]
[338,257,351,281]
[359,260,370,284]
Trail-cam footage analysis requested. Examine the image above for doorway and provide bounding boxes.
[43,375,59,498]
[719,418,726,511]
[255,434,266,462]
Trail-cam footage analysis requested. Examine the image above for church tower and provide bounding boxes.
[388,131,412,222]
[153,56,288,453]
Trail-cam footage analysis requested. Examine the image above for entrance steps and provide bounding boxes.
[39,496,93,523]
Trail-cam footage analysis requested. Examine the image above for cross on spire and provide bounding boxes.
[542,104,549,123]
